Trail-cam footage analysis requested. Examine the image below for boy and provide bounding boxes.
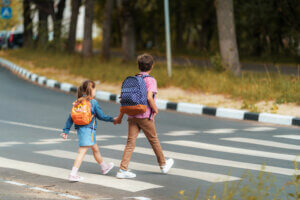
[114,53,174,179]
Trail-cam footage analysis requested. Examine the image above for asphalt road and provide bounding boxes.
[0,65,299,200]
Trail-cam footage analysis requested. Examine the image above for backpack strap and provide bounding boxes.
[135,74,152,79]
[135,74,155,120]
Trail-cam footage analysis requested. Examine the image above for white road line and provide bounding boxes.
[30,187,52,193]
[0,119,75,134]
[96,135,116,141]
[102,145,298,176]
[274,135,300,140]
[0,178,81,199]
[203,129,237,134]
[0,156,162,192]
[221,137,300,150]
[36,150,239,183]
[0,141,24,147]
[30,138,65,145]
[164,130,199,136]
[4,180,26,186]
[120,134,146,139]
[163,140,300,162]
[243,127,277,132]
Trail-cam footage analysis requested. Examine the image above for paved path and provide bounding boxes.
[0,66,299,199]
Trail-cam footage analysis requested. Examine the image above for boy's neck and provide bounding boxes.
[139,70,151,74]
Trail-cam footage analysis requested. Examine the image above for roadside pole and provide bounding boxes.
[1,0,12,49]
[164,0,172,77]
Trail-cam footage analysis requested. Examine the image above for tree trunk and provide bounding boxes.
[53,0,66,45]
[37,4,49,46]
[23,0,33,46]
[101,0,114,60]
[216,0,241,75]
[82,0,94,57]
[121,0,136,62]
[67,0,81,53]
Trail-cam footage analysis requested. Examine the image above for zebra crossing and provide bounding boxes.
[0,120,299,198]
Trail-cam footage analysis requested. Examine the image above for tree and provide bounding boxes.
[67,0,82,53]
[53,0,66,45]
[82,0,94,57]
[121,0,136,61]
[216,0,241,75]
[34,0,53,46]
[101,0,115,60]
[23,0,33,46]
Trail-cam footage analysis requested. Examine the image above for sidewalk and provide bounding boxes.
[108,50,300,75]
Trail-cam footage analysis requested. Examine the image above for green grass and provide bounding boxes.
[1,48,300,104]
[175,162,299,200]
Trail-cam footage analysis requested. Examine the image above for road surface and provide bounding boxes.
[0,65,299,199]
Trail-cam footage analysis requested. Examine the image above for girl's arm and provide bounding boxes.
[61,114,73,139]
[93,100,114,122]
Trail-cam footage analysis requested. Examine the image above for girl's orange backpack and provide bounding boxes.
[71,99,94,125]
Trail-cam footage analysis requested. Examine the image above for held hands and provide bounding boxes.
[113,117,122,125]
[113,112,124,125]
[60,133,68,139]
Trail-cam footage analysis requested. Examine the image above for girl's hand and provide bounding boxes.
[60,133,68,139]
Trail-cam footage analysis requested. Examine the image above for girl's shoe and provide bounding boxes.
[161,158,174,174]
[68,174,84,182]
[116,169,136,179]
[102,162,115,175]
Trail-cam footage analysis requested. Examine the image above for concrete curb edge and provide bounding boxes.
[0,57,299,127]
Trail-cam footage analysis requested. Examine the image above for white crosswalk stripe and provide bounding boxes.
[221,137,300,150]
[274,135,300,140]
[36,150,240,183]
[164,130,199,136]
[102,145,298,176]
[243,127,277,132]
[163,140,300,162]
[203,129,237,134]
[0,141,24,147]
[0,156,162,192]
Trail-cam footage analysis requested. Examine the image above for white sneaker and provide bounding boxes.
[116,169,136,179]
[68,174,84,182]
[102,162,114,175]
[161,158,174,174]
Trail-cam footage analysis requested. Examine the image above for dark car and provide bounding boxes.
[7,32,23,49]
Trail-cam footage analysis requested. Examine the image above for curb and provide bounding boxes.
[0,57,299,127]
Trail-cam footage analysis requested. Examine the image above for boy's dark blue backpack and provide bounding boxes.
[120,74,151,116]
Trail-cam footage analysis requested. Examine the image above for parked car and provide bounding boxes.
[7,32,23,49]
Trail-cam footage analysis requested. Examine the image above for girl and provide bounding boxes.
[61,80,118,182]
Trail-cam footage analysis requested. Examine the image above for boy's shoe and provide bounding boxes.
[102,162,115,175]
[161,158,174,174]
[68,174,84,182]
[116,169,136,179]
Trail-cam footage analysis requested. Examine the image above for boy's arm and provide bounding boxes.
[147,91,158,116]
[62,114,73,134]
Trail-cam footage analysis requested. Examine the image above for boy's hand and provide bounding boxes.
[60,133,68,139]
[153,110,158,118]
[113,117,122,125]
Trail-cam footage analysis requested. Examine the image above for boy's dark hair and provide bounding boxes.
[137,54,154,72]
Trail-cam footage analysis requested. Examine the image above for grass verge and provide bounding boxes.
[175,162,299,200]
[0,48,299,105]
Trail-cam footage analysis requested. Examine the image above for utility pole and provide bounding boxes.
[164,0,172,77]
